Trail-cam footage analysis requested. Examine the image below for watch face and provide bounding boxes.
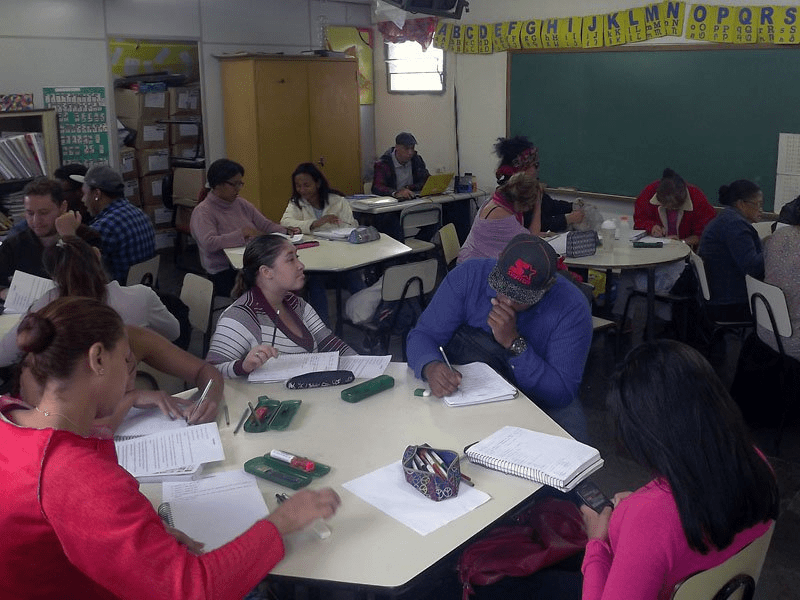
[510,337,527,356]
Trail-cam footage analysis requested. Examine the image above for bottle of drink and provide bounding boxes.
[618,215,632,245]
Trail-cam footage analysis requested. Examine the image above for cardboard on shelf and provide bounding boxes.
[115,88,169,122]
[136,147,170,176]
[168,86,201,116]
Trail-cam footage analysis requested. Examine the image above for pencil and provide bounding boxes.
[223,404,230,426]
[233,408,249,435]
[438,346,454,372]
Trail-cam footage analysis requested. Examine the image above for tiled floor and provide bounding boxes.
[159,247,800,599]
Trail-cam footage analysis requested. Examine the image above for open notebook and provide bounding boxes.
[442,362,517,406]
[466,425,604,493]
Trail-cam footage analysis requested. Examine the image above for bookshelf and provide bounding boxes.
[0,109,60,180]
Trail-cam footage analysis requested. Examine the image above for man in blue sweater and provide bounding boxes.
[407,234,592,440]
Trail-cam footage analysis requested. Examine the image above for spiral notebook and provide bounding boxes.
[465,426,603,492]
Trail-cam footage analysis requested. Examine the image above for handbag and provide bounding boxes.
[457,497,587,599]
[565,230,598,258]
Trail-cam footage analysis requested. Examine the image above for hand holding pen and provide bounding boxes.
[185,380,214,424]
[269,488,340,538]
[421,346,462,398]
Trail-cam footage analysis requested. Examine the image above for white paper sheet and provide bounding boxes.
[338,355,392,379]
[342,461,490,536]
[114,406,188,440]
[247,351,339,383]
[115,422,224,477]
[161,470,269,551]
[3,271,54,314]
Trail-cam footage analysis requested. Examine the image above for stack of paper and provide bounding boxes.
[442,362,517,407]
[115,422,224,483]
[247,351,340,383]
[4,271,54,314]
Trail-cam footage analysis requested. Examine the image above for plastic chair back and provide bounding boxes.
[689,251,712,302]
[670,522,774,600]
[126,255,160,287]
[180,273,213,335]
[439,222,461,267]
[746,275,792,338]
[381,258,439,302]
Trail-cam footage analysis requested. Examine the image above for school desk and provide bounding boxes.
[564,240,691,340]
[224,234,412,335]
[139,362,572,597]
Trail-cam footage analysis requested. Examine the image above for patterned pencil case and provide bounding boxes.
[286,370,355,389]
[565,230,598,258]
[402,444,461,502]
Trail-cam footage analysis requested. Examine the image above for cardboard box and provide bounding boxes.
[136,147,170,176]
[123,178,140,207]
[143,205,174,228]
[119,147,137,180]
[140,174,164,206]
[169,117,201,145]
[169,86,201,116]
[115,88,169,121]
[173,167,205,200]
[119,117,169,149]
[154,229,177,251]
[170,142,203,161]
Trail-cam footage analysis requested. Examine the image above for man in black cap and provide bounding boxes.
[371,132,430,199]
[59,165,155,283]
[407,234,593,440]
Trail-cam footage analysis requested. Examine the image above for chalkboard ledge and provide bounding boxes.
[546,187,635,204]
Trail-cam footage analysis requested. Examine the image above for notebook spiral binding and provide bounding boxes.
[157,502,174,527]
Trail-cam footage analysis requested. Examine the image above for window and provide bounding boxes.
[385,41,445,93]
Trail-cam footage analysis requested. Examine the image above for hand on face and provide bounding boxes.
[488,296,522,348]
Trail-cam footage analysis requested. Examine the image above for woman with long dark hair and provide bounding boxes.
[581,340,778,599]
[207,234,356,378]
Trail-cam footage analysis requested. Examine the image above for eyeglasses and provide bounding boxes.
[224,180,244,189]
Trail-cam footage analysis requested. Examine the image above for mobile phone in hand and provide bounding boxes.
[574,480,614,514]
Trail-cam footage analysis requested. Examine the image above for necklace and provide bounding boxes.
[35,405,81,430]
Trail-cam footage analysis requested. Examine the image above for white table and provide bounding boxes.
[564,240,691,340]
[224,234,412,335]
[139,363,571,596]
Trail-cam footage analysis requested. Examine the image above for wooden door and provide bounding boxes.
[307,60,361,197]
[253,60,311,222]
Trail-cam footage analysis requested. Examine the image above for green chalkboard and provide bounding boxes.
[509,46,800,211]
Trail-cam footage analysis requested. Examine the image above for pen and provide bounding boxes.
[223,404,230,426]
[248,401,260,424]
[186,379,213,423]
[233,407,249,435]
[439,345,454,372]
[275,493,332,539]
[270,449,315,472]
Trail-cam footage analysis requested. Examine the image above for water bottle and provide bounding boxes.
[618,215,632,245]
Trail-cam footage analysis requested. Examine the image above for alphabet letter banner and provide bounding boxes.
[429,3,800,53]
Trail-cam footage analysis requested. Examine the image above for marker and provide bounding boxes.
[186,380,213,423]
[438,346,454,372]
[270,449,315,472]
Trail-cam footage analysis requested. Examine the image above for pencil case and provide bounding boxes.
[244,453,330,490]
[243,396,301,433]
[341,374,394,402]
[402,444,461,501]
[286,370,354,389]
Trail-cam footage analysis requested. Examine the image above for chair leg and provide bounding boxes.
[616,293,637,357]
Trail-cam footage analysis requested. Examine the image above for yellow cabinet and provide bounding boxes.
[219,55,361,222]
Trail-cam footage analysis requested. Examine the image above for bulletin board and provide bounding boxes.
[508,45,800,211]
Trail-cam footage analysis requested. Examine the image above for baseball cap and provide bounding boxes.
[70,165,125,197]
[395,132,417,147]
[488,234,558,305]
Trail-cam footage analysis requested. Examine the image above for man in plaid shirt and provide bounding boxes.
[62,165,155,283]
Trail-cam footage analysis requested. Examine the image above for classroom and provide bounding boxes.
[0,0,798,598]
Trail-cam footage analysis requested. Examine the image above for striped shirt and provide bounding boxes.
[207,285,356,378]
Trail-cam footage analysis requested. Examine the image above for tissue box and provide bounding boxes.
[402,445,460,501]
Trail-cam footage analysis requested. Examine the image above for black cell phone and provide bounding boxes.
[574,480,614,513]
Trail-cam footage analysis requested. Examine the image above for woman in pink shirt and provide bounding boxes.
[581,340,778,600]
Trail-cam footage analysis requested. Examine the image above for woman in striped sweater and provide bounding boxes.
[206,234,356,378]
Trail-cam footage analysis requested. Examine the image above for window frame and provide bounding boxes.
[384,40,446,95]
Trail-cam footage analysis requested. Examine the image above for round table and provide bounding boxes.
[564,241,691,340]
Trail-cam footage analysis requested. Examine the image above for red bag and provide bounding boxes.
[457,497,588,599]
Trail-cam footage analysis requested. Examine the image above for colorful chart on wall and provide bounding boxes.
[108,39,199,82]
[327,26,374,105]
[43,86,109,167]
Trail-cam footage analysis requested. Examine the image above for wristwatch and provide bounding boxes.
[508,336,528,357]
